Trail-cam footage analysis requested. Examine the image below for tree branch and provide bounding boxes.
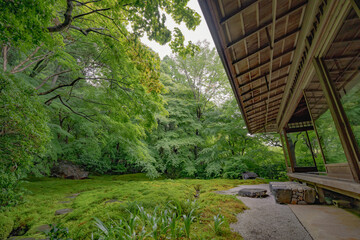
[45,95,94,122]
[73,8,110,19]
[10,45,43,73]
[38,77,82,95]
[75,0,102,6]
[2,44,9,72]
[47,0,74,33]
[35,69,72,90]
[70,26,119,41]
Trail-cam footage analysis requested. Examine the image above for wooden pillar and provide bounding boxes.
[303,90,328,168]
[350,0,360,18]
[279,132,289,169]
[305,130,318,169]
[313,57,360,182]
[283,129,296,173]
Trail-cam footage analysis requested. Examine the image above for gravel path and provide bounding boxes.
[217,184,312,240]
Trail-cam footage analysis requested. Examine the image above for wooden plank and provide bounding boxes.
[241,74,288,96]
[227,1,308,49]
[232,28,301,66]
[235,47,295,79]
[243,83,286,103]
[220,0,258,25]
[326,163,353,180]
[288,172,360,200]
[239,62,292,87]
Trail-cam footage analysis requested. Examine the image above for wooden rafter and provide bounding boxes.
[227,1,307,49]
[241,74,288,96]
[220,0,258,25]
[235,47,295,79]
[243,83,286,103]
[239,62,292,87]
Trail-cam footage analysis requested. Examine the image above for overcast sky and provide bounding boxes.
[140,0,215,59]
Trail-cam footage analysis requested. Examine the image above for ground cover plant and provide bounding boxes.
[0,173,268,239]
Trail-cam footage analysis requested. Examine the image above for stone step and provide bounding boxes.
[270,182,316,205]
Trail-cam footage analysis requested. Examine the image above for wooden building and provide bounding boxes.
[199,0,360,200]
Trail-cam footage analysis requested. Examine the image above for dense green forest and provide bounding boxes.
[0,0,286,209]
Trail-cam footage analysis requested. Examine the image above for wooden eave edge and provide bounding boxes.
[198,0,253,133]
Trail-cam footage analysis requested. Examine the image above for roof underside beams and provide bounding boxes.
[199,0,308,133]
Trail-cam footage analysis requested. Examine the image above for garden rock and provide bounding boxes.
[36,224,51,233]
[51,160,88,179]
[55,208,73,215]
[241,172,258,179]
[238,188,267,198]
[270,182,316,204]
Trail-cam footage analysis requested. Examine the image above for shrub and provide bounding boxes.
[0,216,14,240]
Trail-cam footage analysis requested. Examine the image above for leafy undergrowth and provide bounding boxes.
[0,174,267,239]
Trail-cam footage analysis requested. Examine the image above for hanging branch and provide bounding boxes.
[38,77,131,96]
[69,26,119,41]
[45,94,94,122]
[73,8,110,19]
[38,77,82,95]
[75,0,102,6]
[10,45,46,74]
[35,69,72,90]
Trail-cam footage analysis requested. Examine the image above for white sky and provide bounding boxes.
[140,0,215,59]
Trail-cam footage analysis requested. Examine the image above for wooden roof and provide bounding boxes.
[199,0,308,133]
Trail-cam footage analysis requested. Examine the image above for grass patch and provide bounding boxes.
[0,174,267,239]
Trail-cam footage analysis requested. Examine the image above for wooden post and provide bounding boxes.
[283,129,296,173]
[279,132,289,169]
[350,0,360,18]
[305,130,318,169]
[313,57,360,182]
[303,90,328,167]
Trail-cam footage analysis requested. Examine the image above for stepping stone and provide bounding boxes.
[55,208,73,215]
[36,224,51,233]
[58,201,71,204]
[105,199,122,204]
[66,193,80,198]
[238,188,267,198]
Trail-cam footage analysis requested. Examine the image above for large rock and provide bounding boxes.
[51,161,88,179]
[241,172,258,179]
[270,182,316,204]
[238,188,267,198]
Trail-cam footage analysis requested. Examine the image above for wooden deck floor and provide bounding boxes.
[288,173,360,200]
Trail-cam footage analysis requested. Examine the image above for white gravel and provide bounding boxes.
[216,184,313,240]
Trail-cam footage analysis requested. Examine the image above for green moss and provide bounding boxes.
[0,174,267,239]
[0,215,14,240]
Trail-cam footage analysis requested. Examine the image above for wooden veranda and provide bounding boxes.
[199,0,360,200]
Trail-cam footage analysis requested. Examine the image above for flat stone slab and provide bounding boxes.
[270,182,316,204]
[66,193,80,198]
[58,201,71,204]
[36,224,51,232]
[55,208,73,215]
[238,188,267,198]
